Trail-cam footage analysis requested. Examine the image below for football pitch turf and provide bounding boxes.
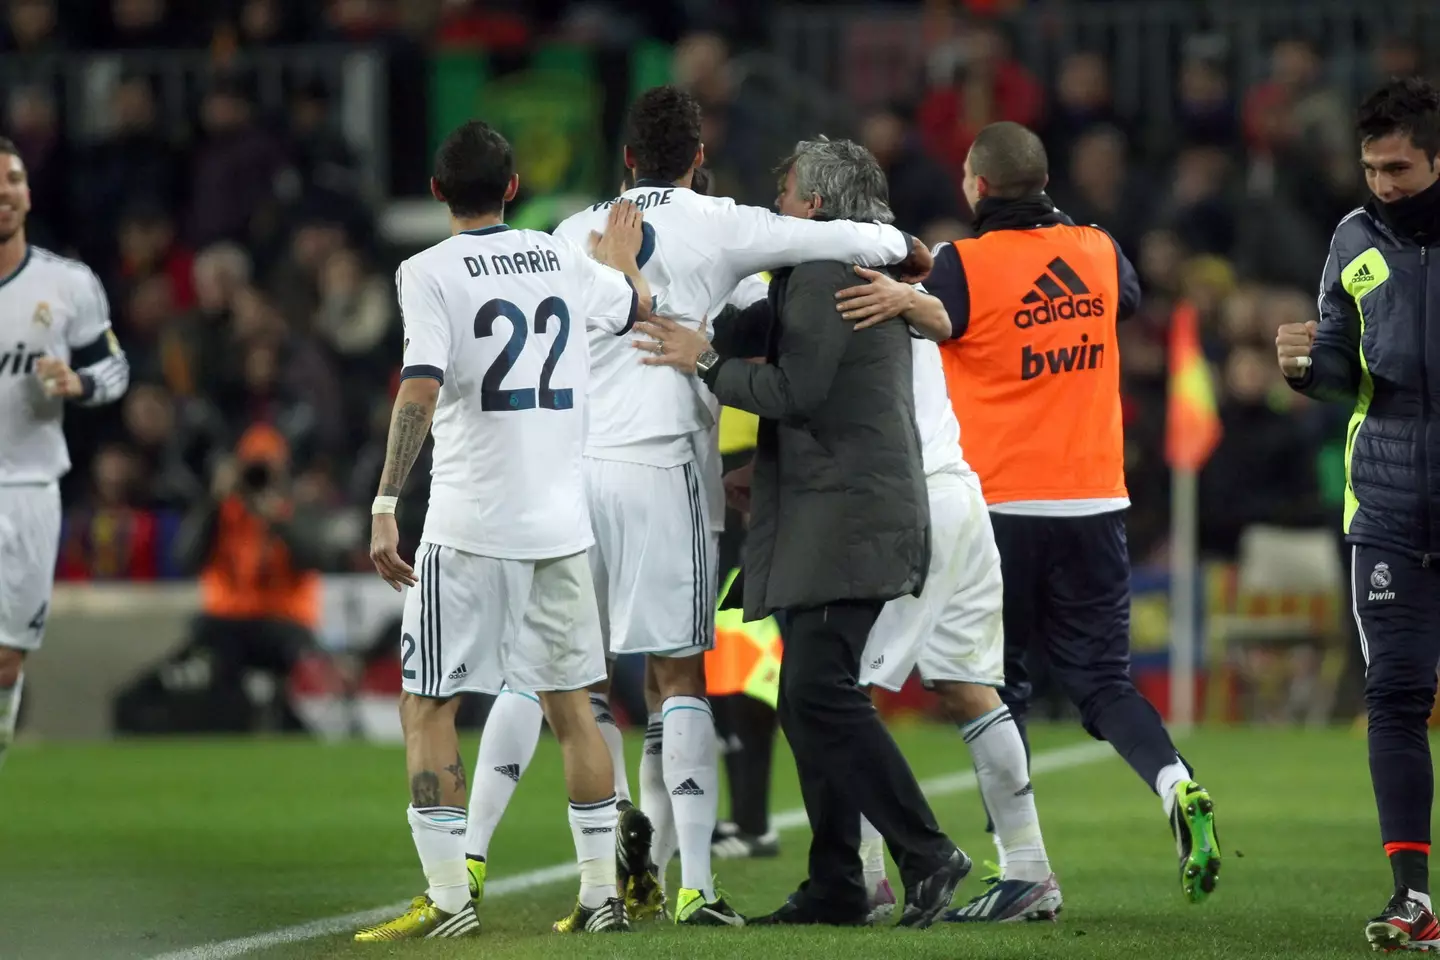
[0,722,1401,959]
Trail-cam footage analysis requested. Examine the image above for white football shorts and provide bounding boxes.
[584,456,717,658]
[0,482,60,652]
[399,545,607,698]
[860,472,1004,691]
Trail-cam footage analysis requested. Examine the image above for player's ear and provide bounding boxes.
[429,177,445,203]
[504,173,519,203]
[622,145,636,173]
[974,174,990,199]
[695,143,705,169]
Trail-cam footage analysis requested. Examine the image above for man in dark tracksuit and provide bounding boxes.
[1278,77,1440,952]
[634,137,968,928]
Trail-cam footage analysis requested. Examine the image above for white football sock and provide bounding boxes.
[569,795,619,909]
[408,805,470,914]
[0,673,22,772]
[589,692,631,803]
[963,705,1051,883]
[662,695,719,899]
[1155,759,1190,816]
[639,713,677,892]
[466,687,543,860]
[859,815,886,891]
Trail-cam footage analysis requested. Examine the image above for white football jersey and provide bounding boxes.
[727,272,770,309]
[0,247,123,484]
[399,225,638,560]
[553,182,912,463]
[912,337,973,482]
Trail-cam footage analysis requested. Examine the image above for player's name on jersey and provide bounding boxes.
[464,248,563,278]
[590,187,676,212]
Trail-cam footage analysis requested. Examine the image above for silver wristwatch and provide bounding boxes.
[696,349,721,376]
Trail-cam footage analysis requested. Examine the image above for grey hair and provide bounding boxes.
[780,136,895,224]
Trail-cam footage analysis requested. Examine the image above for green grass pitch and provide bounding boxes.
[0,723,1399,959]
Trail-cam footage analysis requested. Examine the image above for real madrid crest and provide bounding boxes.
[1370,562,1392,590]
[32,301,51,327]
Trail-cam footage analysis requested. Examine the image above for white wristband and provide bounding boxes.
[372,496,398,516]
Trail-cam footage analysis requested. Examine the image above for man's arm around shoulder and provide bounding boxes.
[705,261,855,420]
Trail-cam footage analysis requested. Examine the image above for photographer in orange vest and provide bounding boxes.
[173,423,327,728]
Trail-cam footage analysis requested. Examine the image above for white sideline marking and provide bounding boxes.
[151,740,1113,960]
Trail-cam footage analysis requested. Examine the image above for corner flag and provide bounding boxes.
[1165,300,1222,470]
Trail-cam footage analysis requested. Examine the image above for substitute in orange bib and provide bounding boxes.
[922,122,1223,905]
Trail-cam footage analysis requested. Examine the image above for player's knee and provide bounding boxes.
[538,688,591,740]
[0,647,24,688]
[399,692,454,732]
[649,653,706,699]
[935,681,1002,724]
[1366,682,1437,722]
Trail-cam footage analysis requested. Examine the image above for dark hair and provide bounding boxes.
[690,165,711,196]
[1358,76,1440,160]
[968,121,1049,198]
[626,85,702,182]
[433,120,514,218]
[0,137,17,159]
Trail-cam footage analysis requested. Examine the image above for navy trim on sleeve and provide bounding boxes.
[400,365,445,384]
[1098,229,1142,321]
[77,371,96,401]
[71,330,116,367]
[637,222,657,268]
[924,243,971,340]
[615,276,640,336]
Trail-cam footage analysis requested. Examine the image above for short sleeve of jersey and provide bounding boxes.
[560,238,638,335]
[397,259,451,383]
[66,265,114,349]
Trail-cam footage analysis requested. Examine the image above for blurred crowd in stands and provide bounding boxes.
[4,0,1426,578]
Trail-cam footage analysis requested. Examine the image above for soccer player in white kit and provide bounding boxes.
[356,121,655,941]
[829,266,1063,923]
[0,138,129,771]
[462,85,934,927]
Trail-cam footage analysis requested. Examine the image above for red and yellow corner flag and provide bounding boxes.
[1165,300,1222,470]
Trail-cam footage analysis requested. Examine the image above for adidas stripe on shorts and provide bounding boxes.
[398,544,607,699]
[583,457,717,658]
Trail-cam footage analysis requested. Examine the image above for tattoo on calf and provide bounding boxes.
[444,752,467,793]
[410,770,442,807]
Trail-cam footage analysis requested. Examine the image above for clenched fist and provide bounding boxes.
[1276,320,1318,378]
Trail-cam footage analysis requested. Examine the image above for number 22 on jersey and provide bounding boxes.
[474,296,573,412]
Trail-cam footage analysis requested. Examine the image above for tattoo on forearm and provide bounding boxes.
[410,770,442,807]
[379,400,432,497]
[444,752,466,793]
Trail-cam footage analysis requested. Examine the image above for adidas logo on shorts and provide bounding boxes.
[448,664,468,680]
[671,777,704,796]
[494,763,521,782]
